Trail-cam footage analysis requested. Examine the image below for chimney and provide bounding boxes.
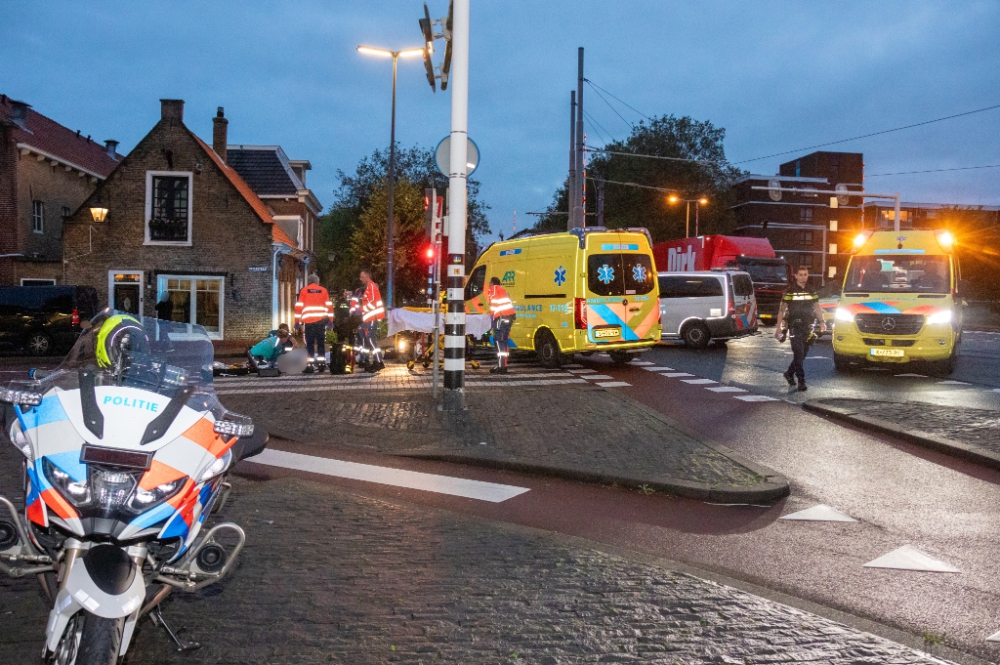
[104,140,119,159]
[212,107,228,164]
[160,99,184,122]
[10,100,30,129]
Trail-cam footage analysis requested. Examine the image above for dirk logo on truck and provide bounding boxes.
[667,246,698,271]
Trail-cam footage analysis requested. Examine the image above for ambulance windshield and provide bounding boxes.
[844,255,950,294]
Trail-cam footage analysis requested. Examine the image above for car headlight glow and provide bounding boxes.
[835,308,855,323]
[926,310,952,325]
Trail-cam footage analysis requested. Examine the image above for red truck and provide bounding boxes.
[652,235,789,324]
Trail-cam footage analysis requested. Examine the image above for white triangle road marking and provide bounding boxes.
[780,504,857,522]
[641,366,676,372]
[595,381,631,388]
[937,380,970,386]
[863,545,960,573]
[734,395,778,402]
[705,386,746,393]
[987,630,1000,642]
[895,373,927,378]
[681,378,718,385]
[659,372,695,378]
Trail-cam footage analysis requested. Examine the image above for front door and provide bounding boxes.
[109,271,143,315]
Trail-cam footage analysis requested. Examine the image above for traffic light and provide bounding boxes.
[420,4,436,92]
[424,245,436,263]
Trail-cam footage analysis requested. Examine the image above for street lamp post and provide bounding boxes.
[357,45,424,310]
[668,196,709,238]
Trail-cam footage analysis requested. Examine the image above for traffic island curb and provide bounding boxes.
[803,399,1000,471]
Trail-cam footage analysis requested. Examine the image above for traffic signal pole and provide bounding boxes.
[443,0,469,410]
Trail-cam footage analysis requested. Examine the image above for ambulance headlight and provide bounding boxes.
[835,308,855,323]
[926,310,952,325]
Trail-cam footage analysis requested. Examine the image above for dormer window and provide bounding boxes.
[145,171,193,245]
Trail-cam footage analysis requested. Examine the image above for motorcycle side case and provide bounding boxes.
[45,546,146,655]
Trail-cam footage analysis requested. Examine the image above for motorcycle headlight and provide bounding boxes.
[130,477,185,510]
[926,310,952,325]
[835,308,855,323]
[43,458,91,506]
[91,468,138,509]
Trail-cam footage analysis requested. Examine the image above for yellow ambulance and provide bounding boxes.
[832,229,964,374]
[464,228,662,367]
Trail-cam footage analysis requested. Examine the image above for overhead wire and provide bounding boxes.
[586,83,636,132]
[866,163,1000,177]
[584,79,652,120]
[582,109,614,146]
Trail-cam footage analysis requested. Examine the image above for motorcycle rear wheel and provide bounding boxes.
[49,612,125,665]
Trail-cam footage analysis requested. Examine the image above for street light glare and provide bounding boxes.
[357,45,393,57]
[668,195,679,204]
[398,48,425,58]
[699,197,708,205]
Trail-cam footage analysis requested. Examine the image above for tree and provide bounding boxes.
[535,115,744,241]
[315,145,491,300]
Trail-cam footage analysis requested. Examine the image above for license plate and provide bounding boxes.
[870,348,905,357]
[594,327,620,339]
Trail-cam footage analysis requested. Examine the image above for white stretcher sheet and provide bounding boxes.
[388,309,493,337]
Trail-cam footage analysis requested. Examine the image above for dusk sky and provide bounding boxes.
[3,1,998,241]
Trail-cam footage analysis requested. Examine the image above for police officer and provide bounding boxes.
[487,276,516,374]
[294,274,334,373]
[358,269,386,373]
[775,265,826,391]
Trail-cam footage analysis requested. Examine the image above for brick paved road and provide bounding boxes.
[0,467,959,664]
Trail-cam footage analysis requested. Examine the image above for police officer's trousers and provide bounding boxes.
[786,323,811,382]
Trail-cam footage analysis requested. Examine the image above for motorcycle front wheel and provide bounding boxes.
[48,612,125,665]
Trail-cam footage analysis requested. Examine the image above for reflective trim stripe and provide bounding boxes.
[445,312,466,324]
[444,358,465,371]
[445,335,464,348]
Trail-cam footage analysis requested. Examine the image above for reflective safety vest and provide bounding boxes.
[349,287,363,318]
[361,282,386,322]
[487,284,515,318]
[295,285,333,324]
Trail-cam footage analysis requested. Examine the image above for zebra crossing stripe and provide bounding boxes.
[705,386,746,393]
[659,372,695,378]
[595,381,631,388]
[734,395,778,403]
[582,375,614,380]
[680,378,717,385]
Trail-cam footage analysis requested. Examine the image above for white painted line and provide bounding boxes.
[780,504,856,522]
[863,545,959,573]
[993,388,1000,393]
[566,368,597,374]
[629,361,654,366]
[937,380,971,386]
[641,366,675,372]
[705,386,746,393]
[594,381,631,388]
[562,363,584,368]
[681,378,718,385]
[467,378,589,387]
[250,449,530,503]
[479,372,574,379]
[806,356,830,360]
[217,378,590,395]
[659,372,695,378]
[895,373,927,378]
[987,630,1000,642]
[583,375,614,380]
[734,395,779,403]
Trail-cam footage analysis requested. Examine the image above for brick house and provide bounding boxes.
[730,151,864,284]
[0,95,121,285]
[226,144,322,327]
[63,99,311,342]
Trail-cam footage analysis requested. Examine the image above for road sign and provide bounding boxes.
[435,135,479,176]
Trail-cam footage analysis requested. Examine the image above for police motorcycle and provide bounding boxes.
[0,309,267,664]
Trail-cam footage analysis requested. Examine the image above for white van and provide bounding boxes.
[658,271,759,348]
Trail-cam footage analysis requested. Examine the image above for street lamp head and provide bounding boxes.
[357,45,394,58]
[699,197,708,205]
[89,207,108,223]
[668,195,679,204]
[397,48,425,58]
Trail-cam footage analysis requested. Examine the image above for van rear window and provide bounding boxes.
[587,254,654,296]
[658,276,724,298]
[732,274,754,297]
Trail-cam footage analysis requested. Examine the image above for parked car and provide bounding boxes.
[0,285,100,355]
[658,271,758,348]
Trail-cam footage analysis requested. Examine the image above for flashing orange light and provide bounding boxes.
[668,195,678,204]
[852,233,869,250]
[698,197,708,205]
[935,230,955,251]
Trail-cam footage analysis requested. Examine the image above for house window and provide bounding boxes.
[32,201,44,233]
[799,230,813,248]
[145,172,193,244]
[158,275,224,338]
[799,207,814,222]
[801,254,814,268]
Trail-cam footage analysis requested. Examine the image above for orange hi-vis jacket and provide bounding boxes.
[487,284,515,318]
[361,282,386,323]
[295,284,333,324]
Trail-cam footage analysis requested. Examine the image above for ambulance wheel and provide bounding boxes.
[608,351,631,365]
[535,330,562,368]
[680,322,710,349]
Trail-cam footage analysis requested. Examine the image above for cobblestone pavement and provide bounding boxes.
[0,467,959,665]
[218,368,784,498]
[813,399,1000,455]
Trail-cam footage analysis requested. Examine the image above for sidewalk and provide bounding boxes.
[804,398,1000,470]
[218,366,789,503]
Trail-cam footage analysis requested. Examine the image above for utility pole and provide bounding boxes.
[568,91,576,231]
[443,0,469,409]
[572,47,585,229]
[597,178,605,227]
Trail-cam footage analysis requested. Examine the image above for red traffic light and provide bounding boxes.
[424,246,435,261]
